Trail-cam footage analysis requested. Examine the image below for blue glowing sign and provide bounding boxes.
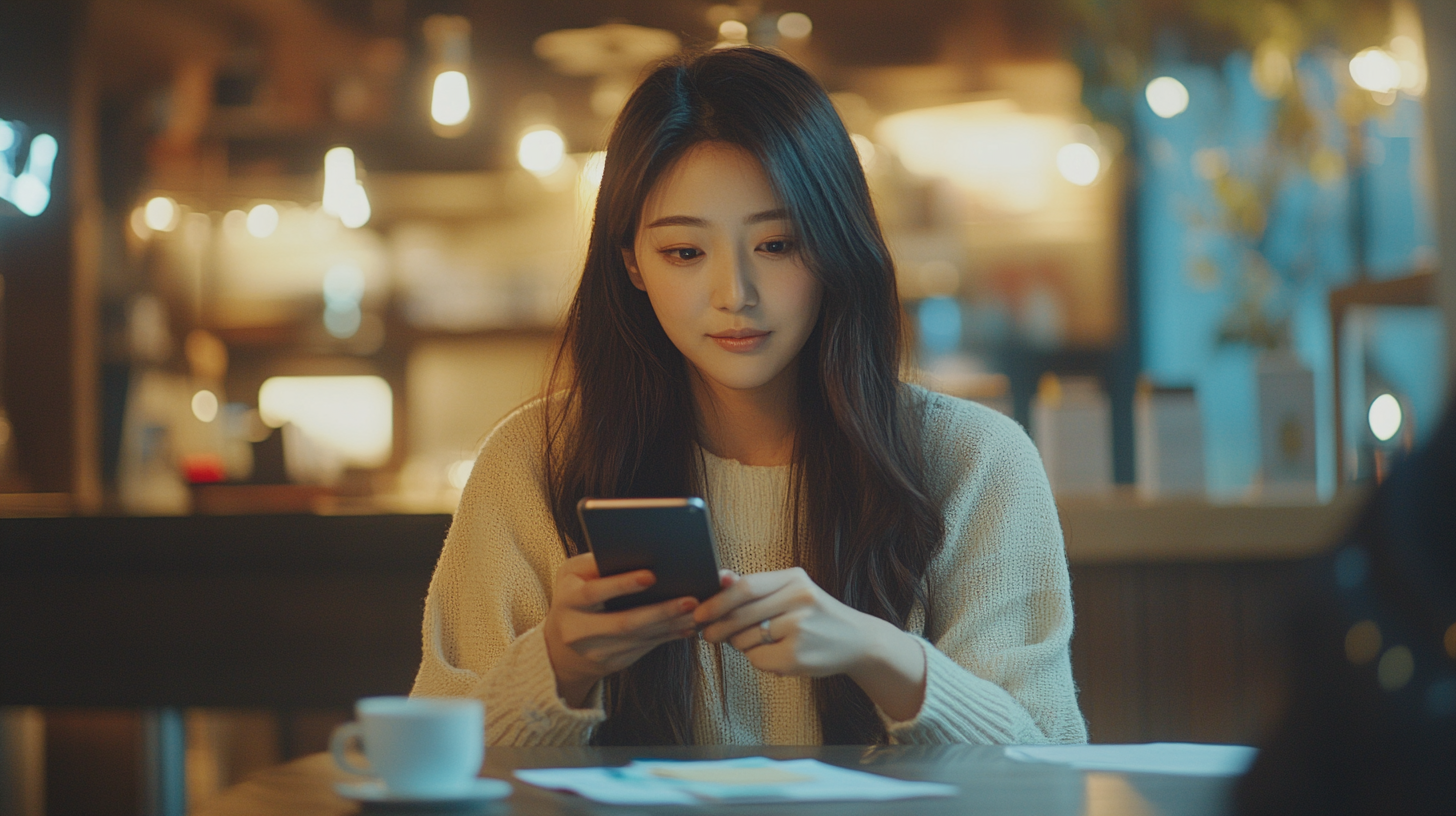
[0,119,57,217]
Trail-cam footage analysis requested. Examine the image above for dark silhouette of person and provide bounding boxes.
[1237,396,1455,814]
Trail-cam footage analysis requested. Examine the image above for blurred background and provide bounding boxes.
[1,1,1452,814]
[2,0,1449,513]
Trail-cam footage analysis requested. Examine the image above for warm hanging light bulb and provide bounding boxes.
[321,146,370,229]
[423,15,474,137]
[322,147,356,215]
[338,184,371,229]
[431,71,471,126]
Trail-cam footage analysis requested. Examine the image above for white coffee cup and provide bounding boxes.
[330,696,484,796]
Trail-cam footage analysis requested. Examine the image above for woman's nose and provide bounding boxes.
[710,247,758,312]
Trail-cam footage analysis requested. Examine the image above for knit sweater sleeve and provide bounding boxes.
[409,402,606,746]
[879,392,1088,745]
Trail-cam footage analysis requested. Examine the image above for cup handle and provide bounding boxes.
[329,722,373,777]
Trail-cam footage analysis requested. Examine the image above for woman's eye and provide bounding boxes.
[759,239,793,255]
[662,247,702,261]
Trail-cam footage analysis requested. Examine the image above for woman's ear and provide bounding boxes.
[622,249,647,291]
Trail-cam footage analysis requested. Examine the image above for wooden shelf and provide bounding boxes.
[1058,490,1366,563]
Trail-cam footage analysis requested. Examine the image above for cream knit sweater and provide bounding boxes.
[411,387,1087,746]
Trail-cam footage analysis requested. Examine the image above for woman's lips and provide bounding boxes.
[708,330,770,353]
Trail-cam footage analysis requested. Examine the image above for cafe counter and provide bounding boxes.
[0,493,1364,741]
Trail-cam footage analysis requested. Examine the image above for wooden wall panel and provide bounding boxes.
[1070,562,1300,746]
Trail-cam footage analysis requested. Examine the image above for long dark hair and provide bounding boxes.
[543,46,944,745]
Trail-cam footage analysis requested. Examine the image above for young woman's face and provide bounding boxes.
[626,142,823,396]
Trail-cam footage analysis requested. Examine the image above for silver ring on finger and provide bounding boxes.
[759,617,777,646]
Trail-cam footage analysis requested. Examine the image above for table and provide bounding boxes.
[193,745,1238,816]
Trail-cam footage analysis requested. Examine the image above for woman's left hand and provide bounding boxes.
[692,567,927,720]
[692,567,884,677]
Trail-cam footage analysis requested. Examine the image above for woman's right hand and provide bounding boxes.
[541,552,699,708]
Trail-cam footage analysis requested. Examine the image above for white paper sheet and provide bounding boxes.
[1003,743,1258,777]
[514,756,958,805]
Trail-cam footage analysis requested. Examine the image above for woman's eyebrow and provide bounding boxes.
[643,209,789,230]
[644,215,708,229]
[744,208,788,225]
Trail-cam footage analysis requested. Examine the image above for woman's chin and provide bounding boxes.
[691,361,794,395]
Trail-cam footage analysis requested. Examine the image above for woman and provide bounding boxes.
[412,46,1086,747]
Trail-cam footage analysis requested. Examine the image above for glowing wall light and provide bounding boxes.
[258,375,393,467]
[1145,76,1190,119]
[0,121,57,217]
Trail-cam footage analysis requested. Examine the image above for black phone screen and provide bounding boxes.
[576,497,723,611]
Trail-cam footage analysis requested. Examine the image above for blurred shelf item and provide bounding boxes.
[1033,375,1113,497]
[1058,489,1366,564]
[1255,352,1318,503]
[0,493,72,518]
[1134,385,1203,500]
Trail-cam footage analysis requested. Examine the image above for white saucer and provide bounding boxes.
[334,778,512,806]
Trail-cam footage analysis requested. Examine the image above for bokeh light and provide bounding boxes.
[1377,645,1414,691]
[1368,393,1402,442]
[1056,142,1101,186]
[246,203,279,238]
[1350,47,1401,94]
[191,389,219,423]
[849,133,875,171]
[777,13,812,39]
[1145,77,1190,119]
[9,133,57,216]
[144,196,179,232]
[447,458,475,490]
[718,20,748,42]
[518,127,566,177]
[1345,620,1382,665]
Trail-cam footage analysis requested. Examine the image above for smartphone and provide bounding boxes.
[575,497,723,611]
